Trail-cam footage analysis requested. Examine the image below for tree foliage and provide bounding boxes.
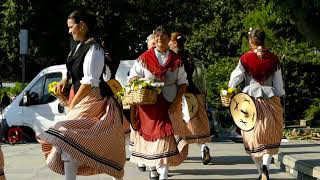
[0,0,319,122]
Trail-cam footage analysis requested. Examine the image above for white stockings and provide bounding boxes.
[252,154,272,175]
[157,165,169,180]
[262,154,272,170]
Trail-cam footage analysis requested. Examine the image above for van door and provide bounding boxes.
[22,72,66,134]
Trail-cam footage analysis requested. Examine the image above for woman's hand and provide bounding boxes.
[55,79,67,97]
[68,84,91,112]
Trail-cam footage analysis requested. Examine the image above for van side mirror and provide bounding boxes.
[22,91,30,106]
[29,92,39,105]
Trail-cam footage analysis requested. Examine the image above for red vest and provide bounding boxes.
[240,50,280,84]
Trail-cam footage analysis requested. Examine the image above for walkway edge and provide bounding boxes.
[273,152,320,180]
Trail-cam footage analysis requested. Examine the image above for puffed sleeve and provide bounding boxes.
[103,65,111,82]
[273,68,286,96]
[127,60,144,82]
[80,44,105,87]
[176,65,188,85]
[228,60,245,88]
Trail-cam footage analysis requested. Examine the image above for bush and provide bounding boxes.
[206,57,238,127]
[272,40,320,122]
[0,82,27,99]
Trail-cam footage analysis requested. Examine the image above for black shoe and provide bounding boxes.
[137,164,146,171]
[202,146,211,165]
[261,165,269,180]
[149,170,159,180]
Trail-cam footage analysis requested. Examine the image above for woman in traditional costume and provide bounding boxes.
[37,10,125,180]
[134,33,156,172]
[168,32,212,165]
[228,28,285,180]
[0,148,6,180]
[128,26,189,180]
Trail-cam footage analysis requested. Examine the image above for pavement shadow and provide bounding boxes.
[296,159,320,166]
[175,178,292,180]
[170,169,293,180]
[279,151,320,155]
[184,155,253,165]
[174,178,292,180]
[169,168,257,176]
[280,143,320,148]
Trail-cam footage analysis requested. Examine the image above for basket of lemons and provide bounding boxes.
[220,88,238,107]
[117,79,163,106]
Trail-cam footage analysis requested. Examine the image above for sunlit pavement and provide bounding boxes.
[1,138,295,180]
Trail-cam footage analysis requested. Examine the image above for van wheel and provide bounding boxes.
[7,127,23,145]
[6,126,36,145]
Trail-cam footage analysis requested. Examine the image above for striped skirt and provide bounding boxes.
[130,133,188,167]
[37,88,126,178]
[130,97,189,167]
[242,96,284,157]
[0,147,6,180]
[169,94,211,144]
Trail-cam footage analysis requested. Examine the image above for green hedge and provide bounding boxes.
[0,82,27,99]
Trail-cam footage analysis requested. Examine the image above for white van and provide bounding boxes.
[0,60,135,143]
[0,60,216,144]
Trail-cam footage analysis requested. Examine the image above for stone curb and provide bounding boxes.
[273,152,320,180]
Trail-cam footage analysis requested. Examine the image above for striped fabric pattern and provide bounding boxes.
[0,147,6,180]
[130,133,188,167]
[169,94,211,144]
[38,88,126,178]
[242,96,284,157]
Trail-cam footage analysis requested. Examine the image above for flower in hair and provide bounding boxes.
[177,35,182,40]
[253,46,263,58]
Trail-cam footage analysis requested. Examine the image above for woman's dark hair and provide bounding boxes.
[68,10,98,37]
[153,25,170,38]
[171,32,185,49]
[248,28,266,46]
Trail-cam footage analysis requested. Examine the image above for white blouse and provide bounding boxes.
[228,60,285,97]
[128,49,188,102]
[73,43,111,87]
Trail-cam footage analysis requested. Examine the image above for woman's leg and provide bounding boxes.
[200,144,211,165]
[252,156,262,175]
[149,166,159,179]
[61,151,78,180]
[262,154,272,170]
[64,161,78,180]
[0,147,6,180]
[157,165,169,180]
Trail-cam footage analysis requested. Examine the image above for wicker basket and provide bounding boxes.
[122,88,158,106]
[220,93,232,107]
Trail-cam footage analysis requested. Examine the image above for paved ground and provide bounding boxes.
[1,138,295,180]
